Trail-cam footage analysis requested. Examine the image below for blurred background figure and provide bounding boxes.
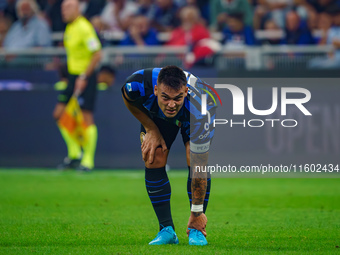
[120,15,159,46]
[152,0,179,32]
[167,5,220,68]
[175,0,210,24]
[43,0,106,32]
[53,0,102,172]
[44,0,65,32]
[90,15,109,47]
[260,19,283,45]
[3,0,52,49]
[282,10,315,44]
[136,0,157,20]
[253,0,308,30]
[222,13,257,47]
[0,0,18,22]
[314,12,333,43]
[0,0,6,11]
[0,16,11,47]
[306,9,318,31]
[81,0,106,20]
[253,0,291,29]
[309,13,340,68]
[97,65,116,90]
[100,0,138,32]
[303,0,340,15]
[210,0,253,31]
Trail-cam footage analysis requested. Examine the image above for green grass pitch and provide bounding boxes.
[0,169,339,255]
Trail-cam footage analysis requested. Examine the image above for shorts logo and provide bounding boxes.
[140,132,146,144]
[126,83,132,92]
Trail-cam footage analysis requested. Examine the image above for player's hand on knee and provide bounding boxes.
[141,129,167,164]
[186,212,207,237]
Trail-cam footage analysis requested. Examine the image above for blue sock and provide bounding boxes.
[145,167,174,231]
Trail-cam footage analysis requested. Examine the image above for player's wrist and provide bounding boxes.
[145,126,160,133]
[191,204,203,214]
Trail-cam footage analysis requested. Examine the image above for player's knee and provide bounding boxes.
[145,147,167,168]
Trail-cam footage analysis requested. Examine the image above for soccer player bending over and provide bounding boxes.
[122,66,216,245]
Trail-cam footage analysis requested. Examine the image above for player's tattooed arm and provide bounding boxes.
[191,151,209,216]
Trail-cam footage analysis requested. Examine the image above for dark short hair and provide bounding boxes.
[157,65,187,91]
[228,13,243,22]
[99,65,116,75]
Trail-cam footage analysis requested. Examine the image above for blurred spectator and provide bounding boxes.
[0,0,6,11]
[36,0,48,10]
[254,1,309,30]
[44,0,105,31]
[304,0,340,14]
[45,0,66,32]
[90,15,109,47]
[314,12,332,43]
[210,0,253,30]
[177,0,210,24]
[120,15,159,46]
[97,65,116,89]
[254,0,292,29]
[153,0,179,31]
[194,0,210,24]
[309,13,340,68]
[100,0,138,32]
[307,9,318,30]
[281,10,315,44]
[167,6,209,45]
[261,19,284,45]
[249,0,259,6]
[254,0,286,29]
[1,0,18,22]
[0,16,11,47]
[3,0,52,49]
[82,0,106,19]
[136,0,157,20]
[222,13,257,47]
[167,6,220,67]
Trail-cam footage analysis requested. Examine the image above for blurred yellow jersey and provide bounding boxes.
[64,16,101,75]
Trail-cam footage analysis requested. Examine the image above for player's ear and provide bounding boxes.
[154,85,158,96]
[184,86,188,97]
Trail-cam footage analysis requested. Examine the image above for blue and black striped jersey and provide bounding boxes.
[122,67,216,153]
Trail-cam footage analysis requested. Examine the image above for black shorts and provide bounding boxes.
[57,72,97,111]
[140,117,190,150]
